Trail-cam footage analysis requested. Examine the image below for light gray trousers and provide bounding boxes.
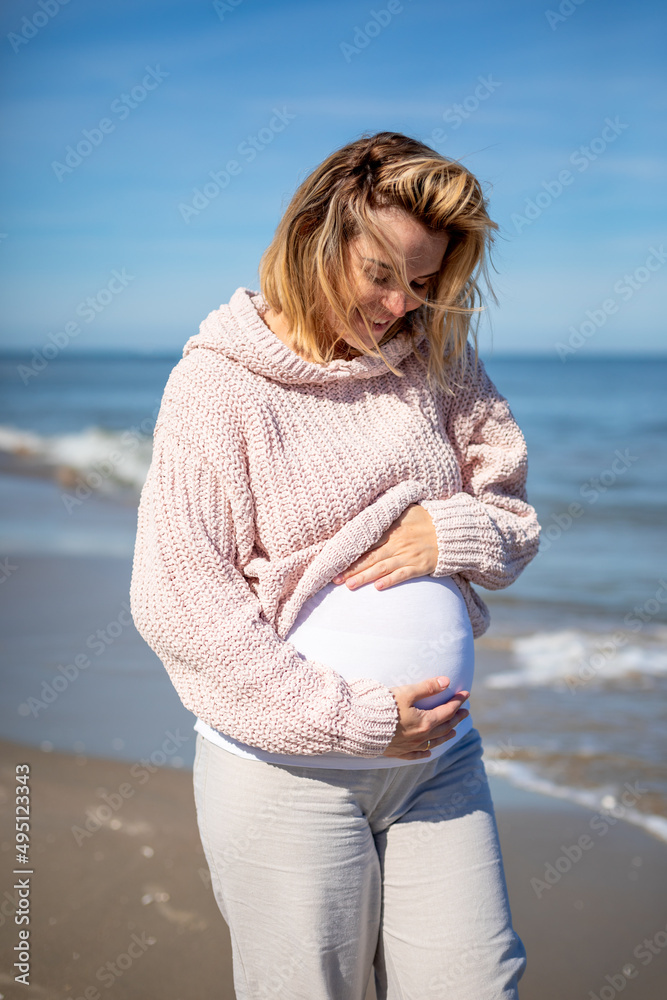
[192,726,526,1000]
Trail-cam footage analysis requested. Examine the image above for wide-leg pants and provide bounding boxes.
[192,726,526,1000]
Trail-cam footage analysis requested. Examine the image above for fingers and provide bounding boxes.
[390,687,469,733]
[383,681,471,760]
[429,691,469,723]
[427,707,470,742]
[399,675,451,704]
[385,730,463,760]
[383,705,470,760]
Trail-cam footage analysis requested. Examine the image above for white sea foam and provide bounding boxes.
[486,758,667,843]
[0,423,152,495]
[485,628,667,689]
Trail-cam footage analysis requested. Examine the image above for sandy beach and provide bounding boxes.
[1,736,666,1000]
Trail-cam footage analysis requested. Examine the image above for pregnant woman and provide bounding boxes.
[130,130,541,999]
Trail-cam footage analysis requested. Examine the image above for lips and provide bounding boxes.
[353,309,394,333]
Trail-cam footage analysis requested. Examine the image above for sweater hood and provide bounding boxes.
[182,286,427,385]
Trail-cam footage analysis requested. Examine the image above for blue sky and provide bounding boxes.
[1,0,665,355]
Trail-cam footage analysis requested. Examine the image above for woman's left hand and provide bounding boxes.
[332,504,438,591]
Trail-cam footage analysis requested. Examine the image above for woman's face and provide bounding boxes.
[333,207,450,354]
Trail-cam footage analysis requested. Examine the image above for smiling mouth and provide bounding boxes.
[352,310,395,335]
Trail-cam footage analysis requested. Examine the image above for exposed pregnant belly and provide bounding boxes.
[287,574,474,712]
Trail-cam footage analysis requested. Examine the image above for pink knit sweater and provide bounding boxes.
[130,287,541,758]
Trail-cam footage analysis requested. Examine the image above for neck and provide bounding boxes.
[263,306,404,362]
[263,307,364,362]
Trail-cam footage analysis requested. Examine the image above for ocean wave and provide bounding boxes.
[485,757,667,843]
[0,423,152,497]
[485,627,667,690]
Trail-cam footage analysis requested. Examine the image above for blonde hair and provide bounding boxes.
[259,131,498,396]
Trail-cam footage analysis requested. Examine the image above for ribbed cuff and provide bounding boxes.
[334,678,399,758]
[418,494,491,578]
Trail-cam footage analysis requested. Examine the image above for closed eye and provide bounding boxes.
[366,272,429,291]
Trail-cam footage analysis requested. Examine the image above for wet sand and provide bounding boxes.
[1,737,666,1000]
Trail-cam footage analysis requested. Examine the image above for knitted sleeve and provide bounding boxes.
[417,345,541,589]
[129,429,399,757]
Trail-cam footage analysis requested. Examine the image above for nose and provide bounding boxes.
[381,288,421,317]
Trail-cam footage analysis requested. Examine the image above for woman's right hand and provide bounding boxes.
[382,676,470,760]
